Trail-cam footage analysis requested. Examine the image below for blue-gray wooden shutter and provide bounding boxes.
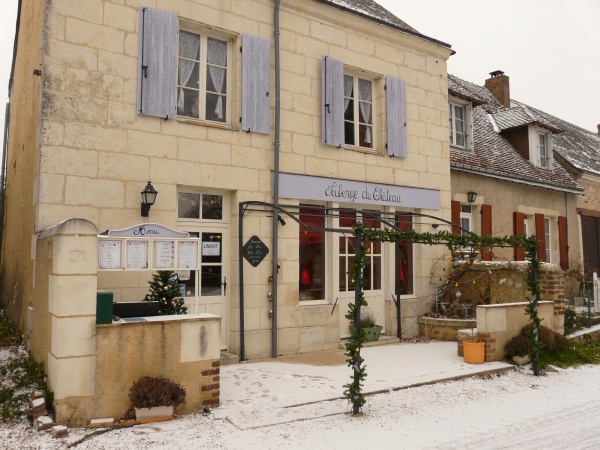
[136,6,178,119]
[241,34,271,134]
[321,56,344,147]
[386,75,408,157]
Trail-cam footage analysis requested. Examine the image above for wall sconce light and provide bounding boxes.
[467,191,478,203]
[140,181,158,217]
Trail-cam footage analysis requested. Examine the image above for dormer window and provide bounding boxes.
[528,125,553,170]
[449,96,473,151]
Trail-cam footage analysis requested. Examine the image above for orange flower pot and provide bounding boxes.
[463,339,485,364]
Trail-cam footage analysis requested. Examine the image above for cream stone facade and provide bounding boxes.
[1,0,454,423]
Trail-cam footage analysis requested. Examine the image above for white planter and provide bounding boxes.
[134,405,174,420]
[512,355,531,365]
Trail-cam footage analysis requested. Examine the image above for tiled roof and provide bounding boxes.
[512,100,600,177]
[448,75,486,106]
[449,75,584,193]
[313,1,451,48]
[492,106,562,133]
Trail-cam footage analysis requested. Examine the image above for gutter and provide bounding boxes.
[451,164,585,195]
[271,0,281,358]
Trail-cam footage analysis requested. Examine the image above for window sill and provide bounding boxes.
[299,299,329,306]
[343,145,381,155]
[450,145,473,153]
[177,117,237,131]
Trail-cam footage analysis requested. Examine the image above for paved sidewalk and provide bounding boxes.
[217,341,513,428]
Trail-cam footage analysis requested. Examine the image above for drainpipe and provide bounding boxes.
[271,0,281,358]
[0,102,10,258]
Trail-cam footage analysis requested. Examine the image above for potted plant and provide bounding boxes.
[504,334,532,365]
[463,328,485,364]
[349,309,383,342]
[128,376,187,421]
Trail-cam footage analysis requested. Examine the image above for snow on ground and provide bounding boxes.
[3,353,600,449]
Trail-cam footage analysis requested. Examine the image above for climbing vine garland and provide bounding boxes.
[344,225,542,414]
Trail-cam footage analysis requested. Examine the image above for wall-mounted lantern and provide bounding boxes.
[467,191,478,203]
[140,181,158,217]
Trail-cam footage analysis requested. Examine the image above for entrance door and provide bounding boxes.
[179,229,229,349]
[336,210,384,338]
[582,215,600,284]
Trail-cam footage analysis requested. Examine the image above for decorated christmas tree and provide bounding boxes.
[144,270,188,315]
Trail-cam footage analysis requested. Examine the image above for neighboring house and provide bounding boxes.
[448,71,583,269]
[0,0,453,423]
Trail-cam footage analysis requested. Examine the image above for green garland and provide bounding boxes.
[344,224,542,414]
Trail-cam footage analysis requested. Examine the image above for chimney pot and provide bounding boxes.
[597,124,600,135]
[485,71,510,108]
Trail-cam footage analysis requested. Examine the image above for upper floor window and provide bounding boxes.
[460,204,472,235]
[344,74,374,149]
[449,97,473,151]
[177,30,230,123]
[528,126,553,170]
[544,217,551,263]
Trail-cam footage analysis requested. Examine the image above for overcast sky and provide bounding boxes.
[0,0,598,145]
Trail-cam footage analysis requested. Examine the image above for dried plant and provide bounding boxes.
[128,376,187,409]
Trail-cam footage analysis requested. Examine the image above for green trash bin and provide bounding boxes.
[96,291,113,324]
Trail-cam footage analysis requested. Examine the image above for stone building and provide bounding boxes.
[0,0,454,423]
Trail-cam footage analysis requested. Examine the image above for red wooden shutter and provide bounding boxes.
[451,200,461,235]
[535,213,547,262]
[558,216,568,270]
[481,204,492,261]
[513,212,525,261]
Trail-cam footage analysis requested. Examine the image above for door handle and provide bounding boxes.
[222,276,227,296]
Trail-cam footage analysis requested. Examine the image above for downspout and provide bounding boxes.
[271,0,281,358]
[0,102,9,256]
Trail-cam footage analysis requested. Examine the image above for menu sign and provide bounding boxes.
[99,240,121,269]
[126,241,147,269]
[178,241,198,268]
[155,241,175,268]
[242,236,269,267]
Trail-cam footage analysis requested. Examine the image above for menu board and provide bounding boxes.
[126,241,148,269]
[155,240,175,268]
[178,241,198,268]
[99,240,121,269]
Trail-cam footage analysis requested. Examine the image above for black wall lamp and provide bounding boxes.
[141,181,158,217]
[467,191,478,203]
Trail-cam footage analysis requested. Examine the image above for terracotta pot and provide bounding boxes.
[463,339,485,364]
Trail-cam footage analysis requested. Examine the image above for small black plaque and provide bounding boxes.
[243,235,270,267]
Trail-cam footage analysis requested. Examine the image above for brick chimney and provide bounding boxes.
[597,124,600,135]
[485,70,510,108]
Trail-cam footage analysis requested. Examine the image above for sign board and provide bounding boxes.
[107,223,190,238]
[279,172,440,210]
[243,235,269,267]
[202,241,221,256]
[99,240,121,269]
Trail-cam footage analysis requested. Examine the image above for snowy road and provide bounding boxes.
[4,364,600,449]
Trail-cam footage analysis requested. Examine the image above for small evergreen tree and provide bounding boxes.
[144,271,187,315]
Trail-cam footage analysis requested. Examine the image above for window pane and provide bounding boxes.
[177,88,199,118]
[179,31,200,58]
[339,210,356,227]
[201,265,222,296]
[461,204,471,214]
[359,124,373,148]
[179,270,196,297]
[358,78,372,102]
[202,194,223,220]
[201,232,222,264]
[207,37,227,65]
[396,213,413,295]
[363,211,380,229]
[206,66,227,94]
[344,99,354,121]
[178,193,200,219]
[339,236,346,253]
[344,121,355,146]
[372,256,381,290]
[299,206,325,300]
[205,93,226,122]
[339,256,347,292]
[359,102,372,124]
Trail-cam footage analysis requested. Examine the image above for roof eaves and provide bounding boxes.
[311,0,452,50]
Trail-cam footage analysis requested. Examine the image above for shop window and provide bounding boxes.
[299,206,326,301]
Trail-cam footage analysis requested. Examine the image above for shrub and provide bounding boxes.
[564,309,581,335]
[128,376,186,409]
[504,334,532,358]
[360,309,376,328]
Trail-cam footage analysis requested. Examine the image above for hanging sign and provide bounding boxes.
[243,235,269,267]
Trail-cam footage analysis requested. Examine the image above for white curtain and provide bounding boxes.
[344,75,353,113]
[358,79,372,144]
[178,31,200,113]
[207,38,227,119]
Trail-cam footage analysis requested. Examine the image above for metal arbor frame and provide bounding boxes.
[237,201,473,359]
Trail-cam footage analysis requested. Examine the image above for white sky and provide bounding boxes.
[0,0,598,145]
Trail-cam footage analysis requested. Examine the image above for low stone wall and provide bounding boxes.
[473,301,555,361]
[53,314,221,425]
[418,317,476,341]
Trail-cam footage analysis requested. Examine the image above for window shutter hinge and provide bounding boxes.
[240,46,242,53]
[384,84,387,91]
[142,65,148,78]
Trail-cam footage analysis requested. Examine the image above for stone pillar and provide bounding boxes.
[539,265,566,335]
[38,219,99,420]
